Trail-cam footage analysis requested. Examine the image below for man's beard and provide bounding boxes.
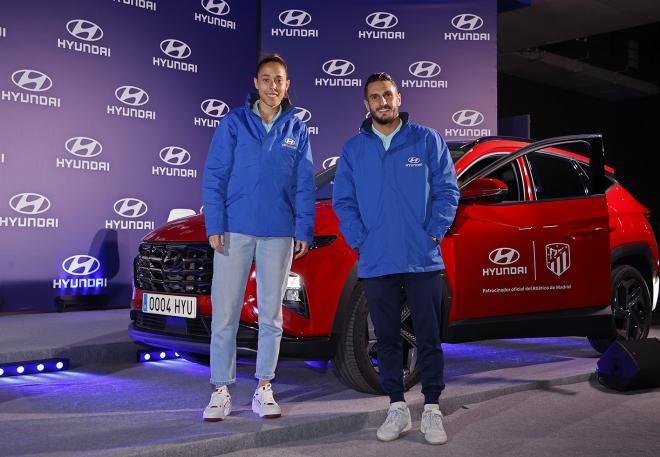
[371,107,398,125]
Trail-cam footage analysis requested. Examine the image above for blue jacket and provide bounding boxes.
[332,113,459,278]
[202,94,315,242]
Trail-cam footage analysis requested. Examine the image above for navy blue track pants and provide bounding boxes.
[363,270,445,404]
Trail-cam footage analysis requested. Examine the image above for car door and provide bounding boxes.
[448,135,611,321]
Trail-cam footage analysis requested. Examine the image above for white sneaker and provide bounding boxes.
[376,401,412,442]
[420,404,447,444]
[203,385,231,422]
[252,383,282,418]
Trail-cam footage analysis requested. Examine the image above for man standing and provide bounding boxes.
[332,72,459,444]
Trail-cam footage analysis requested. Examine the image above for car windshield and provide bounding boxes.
[314,148,465,201]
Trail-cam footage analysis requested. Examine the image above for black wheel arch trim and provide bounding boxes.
[610,242,657,293]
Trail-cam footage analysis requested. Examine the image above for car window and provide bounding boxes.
[526,152,588,200]
[458,155,523,202]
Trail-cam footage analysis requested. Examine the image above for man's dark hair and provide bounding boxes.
[255,53,289,78]
[364,72,398,99]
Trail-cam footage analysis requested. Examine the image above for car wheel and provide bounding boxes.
[588,264,652,353]
[333,282,420,394]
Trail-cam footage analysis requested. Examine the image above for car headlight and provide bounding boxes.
[283,272,309,318]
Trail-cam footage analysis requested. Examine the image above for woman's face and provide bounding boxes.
[254,62,290,109]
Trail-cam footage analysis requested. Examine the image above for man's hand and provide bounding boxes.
[294,240,310,259]
[209,234,225,254]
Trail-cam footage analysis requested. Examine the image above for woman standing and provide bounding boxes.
[201,54,315,421]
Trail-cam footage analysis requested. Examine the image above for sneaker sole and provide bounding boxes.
[377,422,412,442]
[420,429,448,445]
[203,417,225,422]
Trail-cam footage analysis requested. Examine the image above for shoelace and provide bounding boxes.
[259,385,276,405]
[423,410,443,429]
[210,389,229,408]
[384,407,406,426]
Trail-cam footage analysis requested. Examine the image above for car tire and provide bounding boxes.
[333,282,420,395]
[588,264,652,353]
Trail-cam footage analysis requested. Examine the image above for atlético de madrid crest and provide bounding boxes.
[545,243,570,277]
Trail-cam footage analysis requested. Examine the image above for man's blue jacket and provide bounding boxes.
[202,94,315,242]
[332,113,459,278]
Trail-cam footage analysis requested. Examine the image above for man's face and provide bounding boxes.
[364,80,401,125]
[253,62,290,108]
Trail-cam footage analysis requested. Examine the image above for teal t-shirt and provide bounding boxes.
[252,100,282,133]
[372,118,402,150]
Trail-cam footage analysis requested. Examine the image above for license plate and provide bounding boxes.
[142,293,197,318]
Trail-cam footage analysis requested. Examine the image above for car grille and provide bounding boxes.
[135,243,213,295]
[135,311,211,338]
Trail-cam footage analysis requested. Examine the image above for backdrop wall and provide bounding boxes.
[0,0,257,312]
[0,0,496,313]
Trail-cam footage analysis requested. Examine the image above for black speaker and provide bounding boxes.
[596,338,660,391]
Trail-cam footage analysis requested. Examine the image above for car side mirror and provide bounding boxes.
[460,178,508,203]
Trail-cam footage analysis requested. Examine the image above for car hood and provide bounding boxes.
[142,200,337,243]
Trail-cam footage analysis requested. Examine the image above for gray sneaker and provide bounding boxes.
[203,385,231,422]
[376,401,412,442]
[420,404,447,444]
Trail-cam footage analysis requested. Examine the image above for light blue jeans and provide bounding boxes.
[210,232,293,385]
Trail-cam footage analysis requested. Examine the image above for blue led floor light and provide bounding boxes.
[137,350,181,363]
[0,358,69,377]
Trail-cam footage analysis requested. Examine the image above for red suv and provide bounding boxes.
[129,134,659,394]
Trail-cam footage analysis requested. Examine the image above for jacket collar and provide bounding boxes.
[360,111,409,136]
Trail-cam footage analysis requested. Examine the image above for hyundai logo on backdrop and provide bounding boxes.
[323,59,355,77]
[54,255,107,289]
[293,107,318,135]
[445,109,491,139]
[107,85,155,120]
[65,137,103,158]
[58,19,111,56]
[359,11,404,40]
[66,19,103,41]
[273,9,318,38]
[409,61,441,78]
[9,193,51,215]
[3,69,61,107]
[401,61,447,89]
[322,156,339,170]
[11,70,52,92]
[316,60,361,87]
[112,0,156,12]
[160,146,191,166]
[153,146,197,178]
[195,0,236,30]
[194,98,228,128]
[57,137,110,172]
[160,39,191,59]
[483,247,527,276]
[62,255,100,276]
[0,193,59,228]
[114,198,148,218]
[115,86,149,106]
[106,198,154,230]
[445,13,490,41]
[279,9,311,27]
[452,110,484,127]
[153,39,197,73]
